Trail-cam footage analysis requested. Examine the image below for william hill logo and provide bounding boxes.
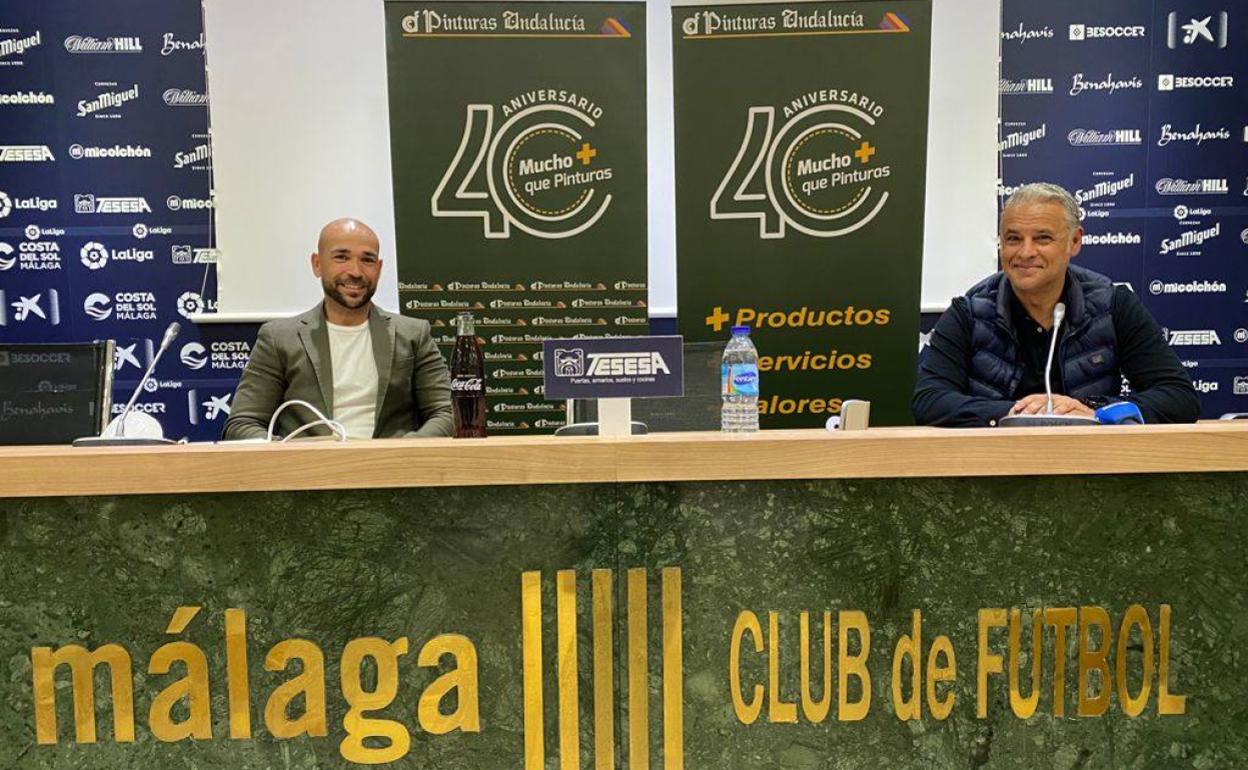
[999,78,1053,95]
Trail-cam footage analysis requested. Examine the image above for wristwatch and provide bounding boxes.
[1080,395,1116,409]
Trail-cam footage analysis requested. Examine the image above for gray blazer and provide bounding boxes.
[221,304,454,440]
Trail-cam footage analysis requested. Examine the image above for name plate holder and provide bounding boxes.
[542,336,685,437]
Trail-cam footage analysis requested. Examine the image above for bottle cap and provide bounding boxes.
[730,325,750,335]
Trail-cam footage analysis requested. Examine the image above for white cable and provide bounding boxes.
[281,418,348,443]
[267,399,348,442]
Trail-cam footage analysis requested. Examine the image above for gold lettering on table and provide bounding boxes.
[32,644,135,744]
[592,569,615,770]
[521,567,684,770]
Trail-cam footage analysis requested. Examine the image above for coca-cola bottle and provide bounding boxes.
[450,311,487,438]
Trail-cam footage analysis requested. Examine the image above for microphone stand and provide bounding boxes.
[998,302,1098,427]
[73,323,182,446]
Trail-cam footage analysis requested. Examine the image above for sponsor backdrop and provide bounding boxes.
[999,0,1248,417]
[672,0,932,428]
[383,1,648,434]
[0,0,255,441]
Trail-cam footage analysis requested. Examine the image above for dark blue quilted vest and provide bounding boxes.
[965,265,1119,400]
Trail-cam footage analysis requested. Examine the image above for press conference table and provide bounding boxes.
[1,422,1246,497]
[2,425,1246,770]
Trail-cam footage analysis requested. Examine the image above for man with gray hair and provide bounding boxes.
[912,182,1199,427]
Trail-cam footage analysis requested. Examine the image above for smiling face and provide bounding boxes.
[998,202,1082,299]
[311,220,381,316]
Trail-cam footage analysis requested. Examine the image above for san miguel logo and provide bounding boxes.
[432,91,616,239]
[712,90,893,239]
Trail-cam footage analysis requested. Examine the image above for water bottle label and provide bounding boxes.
[722,363,759,397]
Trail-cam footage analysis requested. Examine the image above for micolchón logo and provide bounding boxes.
[712,95,892,239]
[433,96,614,239]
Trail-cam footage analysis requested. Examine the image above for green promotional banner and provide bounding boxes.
[384,1,648,434]
[672,1,932,427]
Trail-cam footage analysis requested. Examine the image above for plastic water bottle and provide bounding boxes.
[721,326,760,433]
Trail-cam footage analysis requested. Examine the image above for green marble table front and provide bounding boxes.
[1,473,1243,769]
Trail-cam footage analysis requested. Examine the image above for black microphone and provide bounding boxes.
[73,322,182,446]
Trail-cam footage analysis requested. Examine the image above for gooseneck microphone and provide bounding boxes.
[73,322,181,446]
[997,301,1098,427]
[1042,302,1066,414]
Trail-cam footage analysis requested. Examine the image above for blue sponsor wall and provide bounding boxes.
[999,0,1248,416]
[0,0,253,440]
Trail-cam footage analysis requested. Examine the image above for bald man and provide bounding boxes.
[222,219,453,440]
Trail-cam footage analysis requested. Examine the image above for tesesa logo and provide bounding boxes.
[73,194,151,214]
[553,349,584,377]
[0,145,54,162]
[1165,328,1222,346]
[553,349,671,377]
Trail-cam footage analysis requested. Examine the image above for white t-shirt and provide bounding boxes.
[327,321,378,439]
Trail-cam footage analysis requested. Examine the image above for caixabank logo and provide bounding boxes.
[432,92,616,240]
[712,90,895,239]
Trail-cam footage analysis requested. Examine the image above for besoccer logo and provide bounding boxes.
[176,290,204,319]
[80,241,109,269]
[553,348,585,377]
[180,341,207,370]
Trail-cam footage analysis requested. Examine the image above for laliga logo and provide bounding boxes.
[0,191,10,218]
[432,101,613,239]
[176,291,205,319]
[80,241,108,269]
[180,342,208,370]
[712,98,891,238]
